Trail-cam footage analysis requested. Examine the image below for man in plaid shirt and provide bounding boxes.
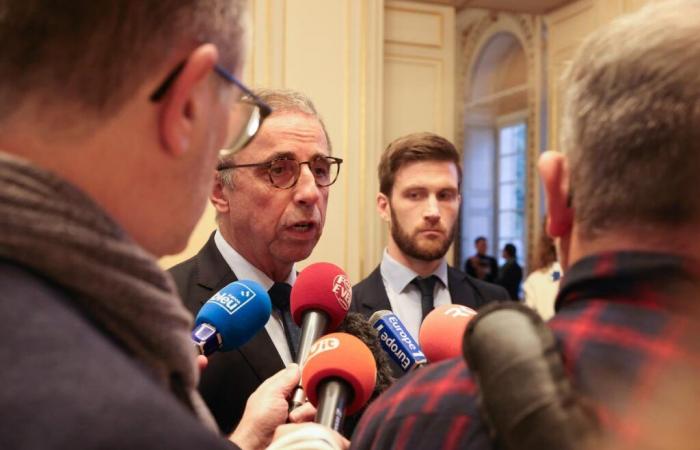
[350,1,700,449]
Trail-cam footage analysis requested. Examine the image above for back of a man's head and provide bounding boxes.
[0,0,244,128]
[561,0,700,238]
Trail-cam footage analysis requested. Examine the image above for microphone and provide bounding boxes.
[419,304,477,363]
[289,262,352,409]
[301,332,377,432]
[191,280,272,356]
[463,302,599,449]
[369,310,426,372]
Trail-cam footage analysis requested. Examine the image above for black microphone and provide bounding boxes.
[463,302,599,450]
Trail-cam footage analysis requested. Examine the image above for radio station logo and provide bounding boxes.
[443,305,476,318]
[306,336,340,363]
[210,282,256,315]
[332,274,351,311]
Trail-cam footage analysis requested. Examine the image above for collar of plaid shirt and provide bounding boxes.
[554,251,700,314]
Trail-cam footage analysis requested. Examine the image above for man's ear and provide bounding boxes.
[538,150,573,238]
[210,173,231,214]
[158,43,219,157]
[377,192,391,223]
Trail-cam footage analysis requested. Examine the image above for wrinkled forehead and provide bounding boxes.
[235,111,330,163]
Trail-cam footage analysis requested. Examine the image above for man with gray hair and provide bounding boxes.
[351,1,700,448]
[170,88,342,434]
[0,1,345,449]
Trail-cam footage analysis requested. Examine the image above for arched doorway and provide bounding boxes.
[460,30,530,277]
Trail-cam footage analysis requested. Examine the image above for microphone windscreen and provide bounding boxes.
[302,332,376,415]
[290,262,351,330]
[419,304,477,363]
[194,280,272,351]
[338,312,395,396]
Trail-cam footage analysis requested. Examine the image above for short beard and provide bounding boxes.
[390,207,456,262]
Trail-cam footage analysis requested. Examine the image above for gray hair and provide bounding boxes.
[561,0,700,237]
[217,88,332,187]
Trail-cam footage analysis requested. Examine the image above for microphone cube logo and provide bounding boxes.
[332,274,352,311]
[306,336,340,363]
[210,282,256,315]
[443,305,476,318]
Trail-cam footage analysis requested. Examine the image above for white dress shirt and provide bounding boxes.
[214,229,296,365]
[379,249,451,341]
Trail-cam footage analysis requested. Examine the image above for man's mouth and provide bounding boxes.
[289,221,316,232]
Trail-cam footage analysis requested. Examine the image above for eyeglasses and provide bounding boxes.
[217,155,344,189]
[149,62,272,156]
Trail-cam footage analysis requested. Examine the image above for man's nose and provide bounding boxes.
[293,164,321,206]
[424,196,440,221]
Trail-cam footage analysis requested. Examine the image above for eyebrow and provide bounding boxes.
[267,151,330,161]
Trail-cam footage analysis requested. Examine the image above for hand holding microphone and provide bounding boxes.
[290,263,352,409]
[191,279,272,355]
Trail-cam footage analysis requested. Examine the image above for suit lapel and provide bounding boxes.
[359,266,393,315]
[198,232,285,379]
[447,266,480,309]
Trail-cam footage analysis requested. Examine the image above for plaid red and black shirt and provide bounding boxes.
[350,252,700,449]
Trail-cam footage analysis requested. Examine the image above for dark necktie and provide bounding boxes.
[411,275,438,321]
[268,282,301,361]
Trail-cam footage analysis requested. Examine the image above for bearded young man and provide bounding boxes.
[350,132,507,375]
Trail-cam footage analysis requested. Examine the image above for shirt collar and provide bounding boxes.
[380,248,448,293]
[555,251,699,312]
[214,229,296,290]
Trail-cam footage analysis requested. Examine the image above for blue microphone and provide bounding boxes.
[369,310,427,372]
[192,280,272,355]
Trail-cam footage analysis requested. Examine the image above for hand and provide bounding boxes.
[288,401,316,423]
[196,355,208,372]
[229,364,301,450]
[267,423,350,450]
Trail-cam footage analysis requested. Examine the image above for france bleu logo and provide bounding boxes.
[210,282,256,315]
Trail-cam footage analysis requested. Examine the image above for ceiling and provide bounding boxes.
[412,0,576,14]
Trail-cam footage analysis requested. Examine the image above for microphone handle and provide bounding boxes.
[315,378,351,432]
[290,310,329,410]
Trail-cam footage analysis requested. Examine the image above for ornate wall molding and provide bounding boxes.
[455,11,541,269]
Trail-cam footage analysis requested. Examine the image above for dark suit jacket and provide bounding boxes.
[497,259,523,301]
[350,264,508,377]
[168,232,284,434]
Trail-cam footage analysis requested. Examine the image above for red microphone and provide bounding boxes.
[290,262,352,409]
[419,304,477,363]
[302,332,376,431]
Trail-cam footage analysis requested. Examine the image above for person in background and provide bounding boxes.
[523,223,561,320]
[496,243,523,300]
[465,236,499,283]
[351,133,507,371]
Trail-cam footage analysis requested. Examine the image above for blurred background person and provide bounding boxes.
[465,236,499,283]
[496,243,522,300]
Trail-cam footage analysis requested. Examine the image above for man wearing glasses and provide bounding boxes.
[0,2,345,449]
[170,88,342,435]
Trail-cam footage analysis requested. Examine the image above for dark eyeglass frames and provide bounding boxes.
[217,156,344,189]
[149,62,271,156]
